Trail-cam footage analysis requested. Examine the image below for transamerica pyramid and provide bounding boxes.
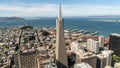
[55,1,68,68]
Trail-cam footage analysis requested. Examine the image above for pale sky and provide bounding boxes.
[0,0,120,17]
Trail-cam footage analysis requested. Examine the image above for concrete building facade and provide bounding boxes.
[109,34,120,56]
[87,39,99,53]
[99,36,104,47]
[76,52,97,68]
[55,2,68,68]
[14,50,37,68]
[97,50,113,68]
[74,62,93,68]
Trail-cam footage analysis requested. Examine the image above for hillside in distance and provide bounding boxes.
[0,17,25,21]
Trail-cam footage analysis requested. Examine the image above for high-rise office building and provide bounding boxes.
[97,50,113,68]
[14,48,51,68]
[55,1,68,68]
[99,36,104,47]
[14,50,37,68]
[76,52,97,68]
[97,56,107,68]
[109,33,120,56]
[87,39,99,53]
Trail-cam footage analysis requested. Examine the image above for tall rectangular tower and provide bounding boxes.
[14,50,37,68]
[56,2,68,68]
[99,36,104,47]
[87,39,99,53]
[76,53,97,68]
[109,34,120,56]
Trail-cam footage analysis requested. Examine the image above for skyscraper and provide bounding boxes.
[97,50,113,68]
[14,50,37,68]
[109,33,120,56]
[76,52,97,68]
[99,36,104,47]
[56,1,68,68]
[87,39,99,53]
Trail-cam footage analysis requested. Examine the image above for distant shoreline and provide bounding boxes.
[0,17,25,21]
[90,20,120,22]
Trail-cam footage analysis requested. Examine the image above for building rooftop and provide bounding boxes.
[97,50,113,59]
[79,52,96,59]
[111,33,120,37]
[97,54,107,59]
[74,62,93,68]
[0,43,5,46]
[22,48,35,53]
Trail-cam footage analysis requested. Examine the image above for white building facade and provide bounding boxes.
[99,36,104,47]
[87,39,99,53]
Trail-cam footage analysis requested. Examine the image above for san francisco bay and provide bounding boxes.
[0,17,120,36]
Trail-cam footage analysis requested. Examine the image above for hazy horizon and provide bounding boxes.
[1,0,120,17]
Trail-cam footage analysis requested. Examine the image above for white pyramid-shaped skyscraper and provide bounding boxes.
[56,1,68,68]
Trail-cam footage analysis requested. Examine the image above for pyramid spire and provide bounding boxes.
[56,0,68,68]
[58,0,62,19]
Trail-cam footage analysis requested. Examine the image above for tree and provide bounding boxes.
[113,54,120,62]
